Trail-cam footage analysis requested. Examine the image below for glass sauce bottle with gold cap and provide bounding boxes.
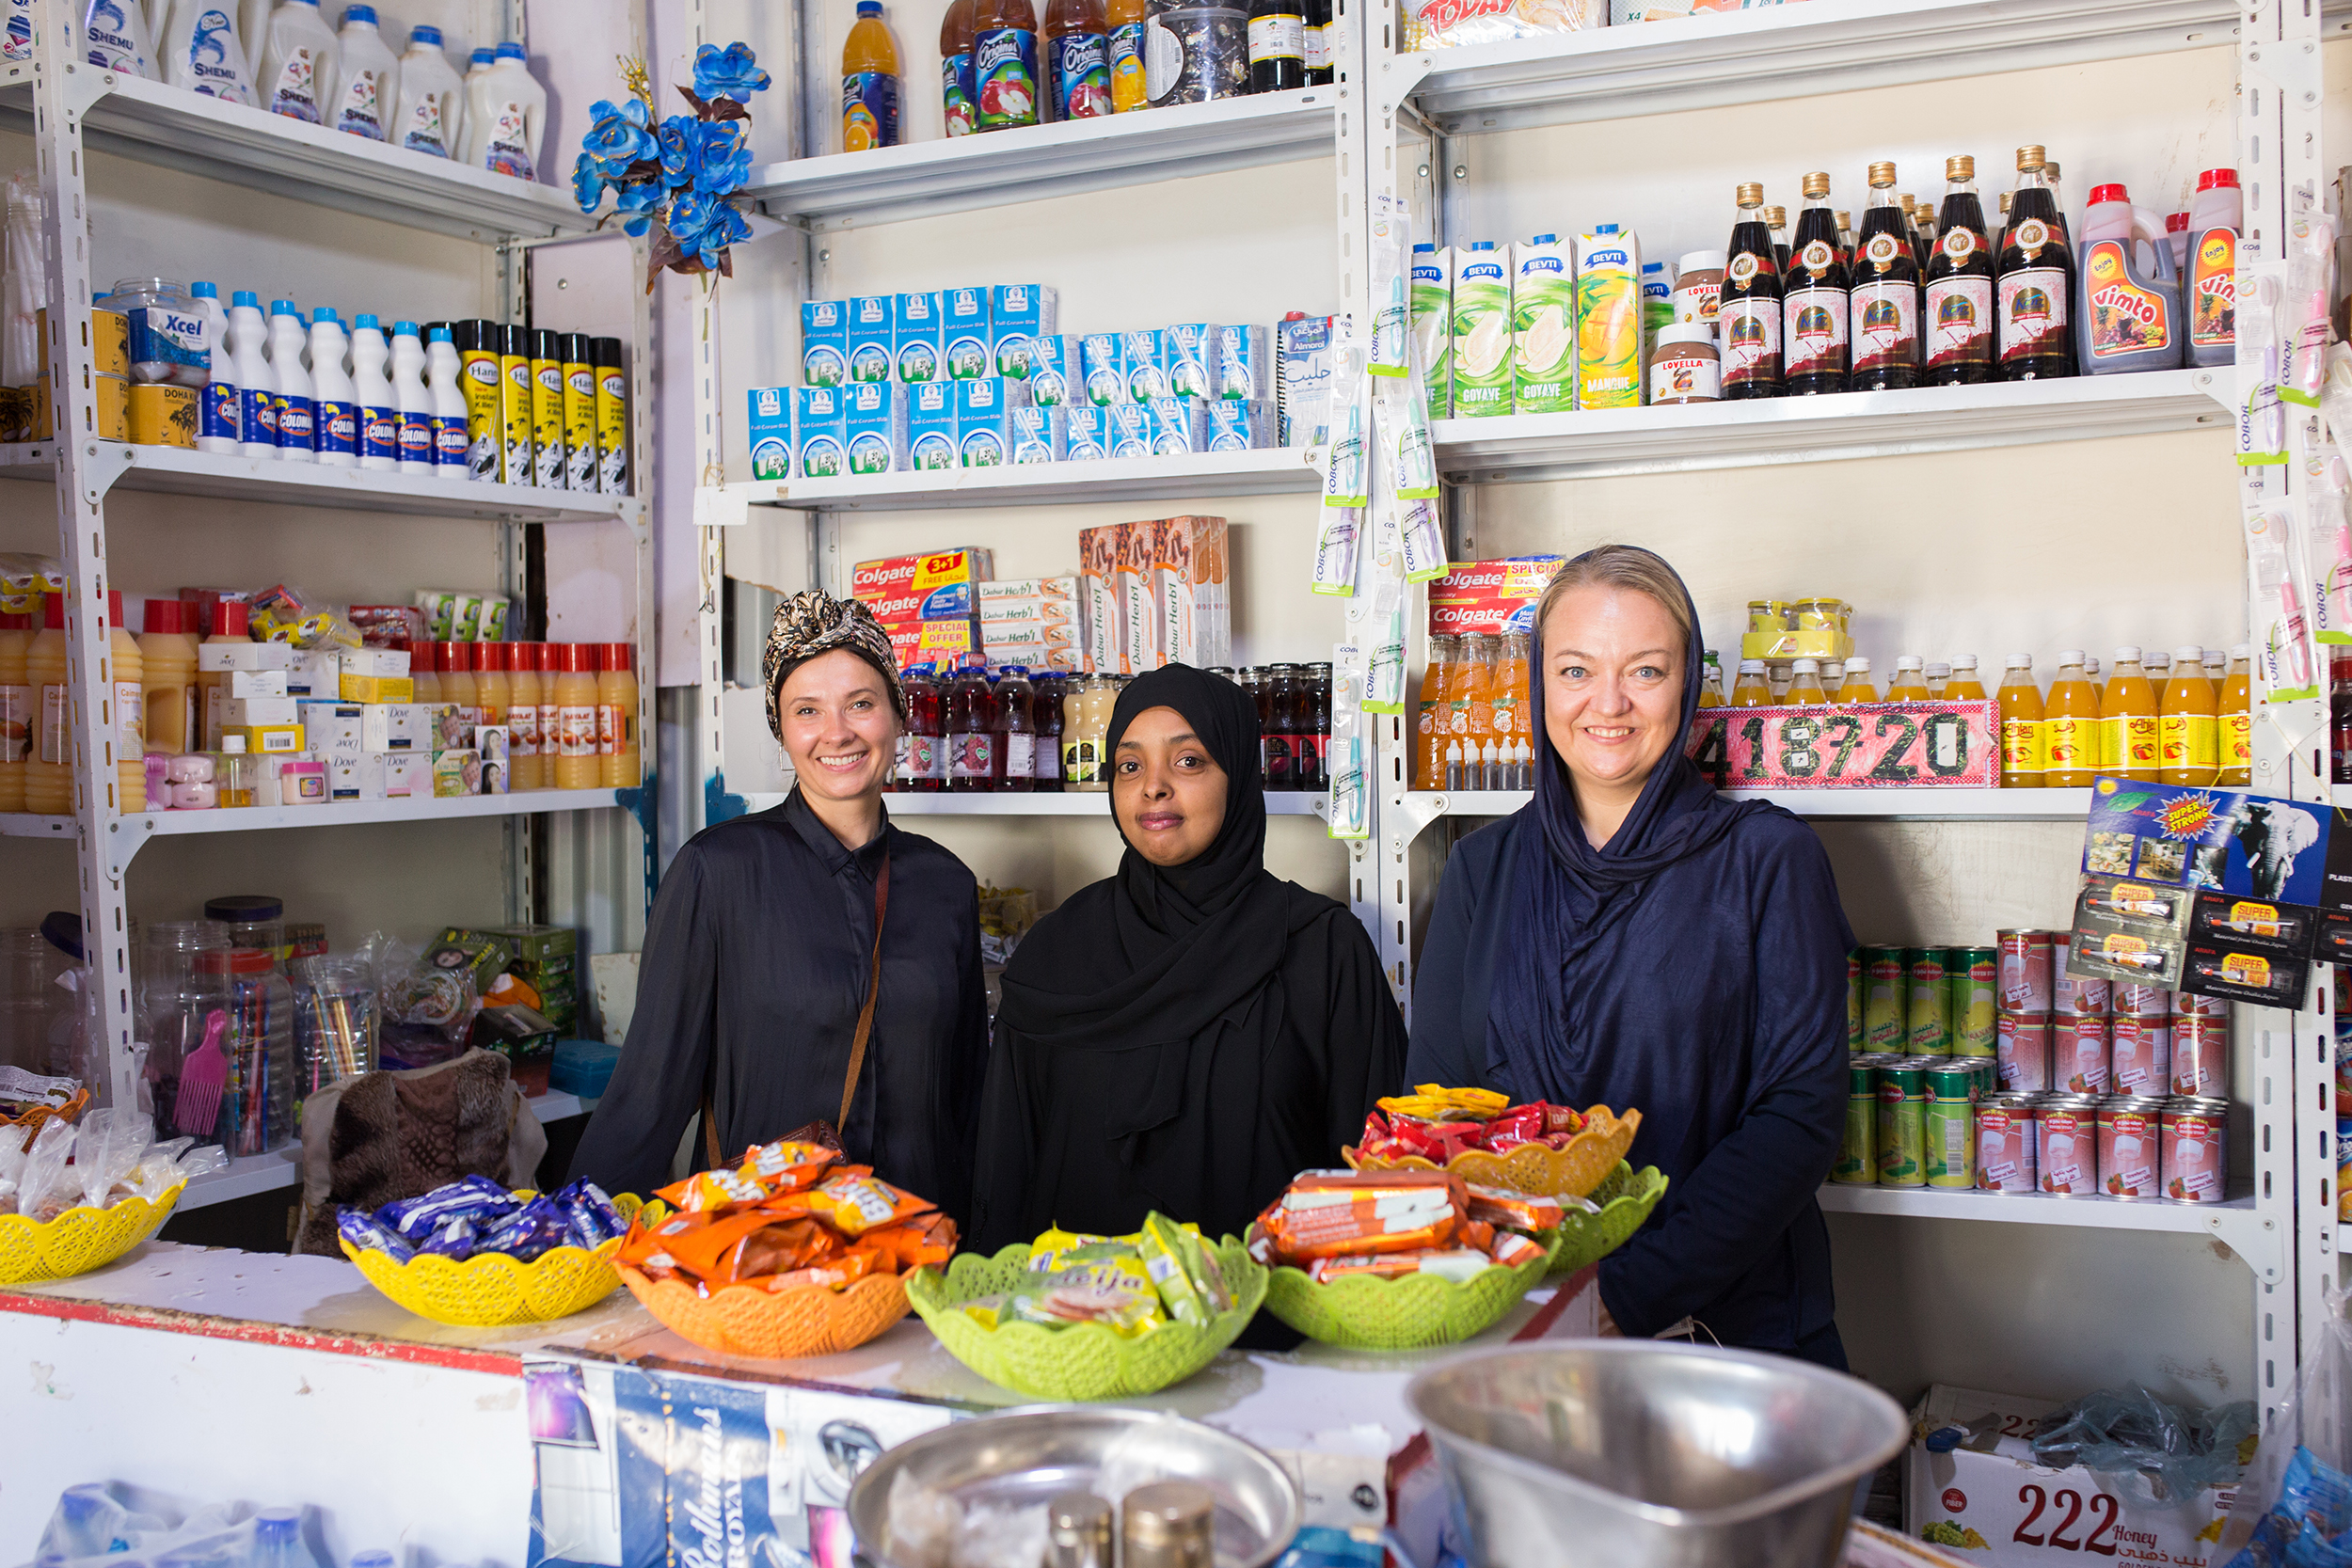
[1998,146,2074,380]
[1925,154,1995,384]
[1720,183,1784,399]
[1784,172,1850,396]
[1851,161,1921,391]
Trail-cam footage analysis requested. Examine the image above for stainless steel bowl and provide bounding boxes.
[846,1405,1304,1568]
[1406,1341,1908,1568]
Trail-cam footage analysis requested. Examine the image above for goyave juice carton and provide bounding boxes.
[1411,244,1452,418]
[1509,234,1573,415]
[1574,226,1643,409]
[1449,242,1513,416]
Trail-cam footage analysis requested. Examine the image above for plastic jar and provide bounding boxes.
[110,277,207,388]
[1647,323,1721,404]
[1672,251,1726,333]
[0,926,72,1076]
[138,919,230,1131]
[197,946,295,1156]
[293,954,378,1104]
[203,895,285,964]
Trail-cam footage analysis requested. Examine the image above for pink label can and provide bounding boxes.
[2113,982,2169,1019]
[2162,1098,2228,1204]
[2172,1014,2229,1097]
[2058,1014,2109,1093]
[2110,1016,2171,1094]
[1998,930,2053,1014]
[2039,1099,2099,1196]
[1996,1012,2052,1093]
[2174,990,2226,1020]
[1975,1099,2038,1194]
[2096,1100,2166,1199]
[2055,962,2110,1019]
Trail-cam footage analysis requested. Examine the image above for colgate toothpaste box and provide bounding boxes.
[884,617,983,671]
[1426,556,1569,637]
[852,547,994,620]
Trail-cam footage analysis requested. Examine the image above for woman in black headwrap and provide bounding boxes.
[969,664,1407,1253]
[571,592,988,1219]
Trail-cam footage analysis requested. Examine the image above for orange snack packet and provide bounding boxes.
[761,1247,883,1292]
[1457,1218,1496,1254]
[865,1212,960,1273]
[1259,1170,1466,1261]
[654,1166,768,1213]
[1304,1247,1493,1285]
[1466,1184,1565,1232]
[1489,1230,1545,1269]
[617,1209,717,1271]
[805,1167,936,1238]
[739,1138,839,1194]
[714,1217,840,1286]
[661,1209,808,1282]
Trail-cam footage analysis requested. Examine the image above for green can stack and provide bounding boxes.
[1874,1060,1927,1187]
[1861,945,1907,1051]
[1833,1059,1876,1182]
[1906,948,1951,1054]
[1922,1061,1978,1188]
[1947,946,1996,1057]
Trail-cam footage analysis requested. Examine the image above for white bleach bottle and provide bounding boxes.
[350,313,396,471]
[230,291,274,457]
[81,0,155,77]
[236,0,267,75]
[326,3,395,139]
[465,41,544,180]
[425,325,469,477]
[161,1,251,102]
[390,322,433,475]
[258,0,336,123]
[190,282,238,453]
[267,300,314,461]
[308,307,357,467]
[393,24,462,157]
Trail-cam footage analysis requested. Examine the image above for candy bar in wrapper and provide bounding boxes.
[421,1217,481,1259]
[656,1165,767,1212]
[1306,1246,1492,1285]
[806,1168,935,1237]
[381,1174,520,1241]
[1489,1230,1546,1269]
[480,1196,571,1262]
[1466,1184,1566,1232]
[739,1138,838,1193]
[337,1205,415,1261]
[551,1178,625,1246]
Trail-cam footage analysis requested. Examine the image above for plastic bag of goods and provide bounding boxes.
[1406,0,1602,51]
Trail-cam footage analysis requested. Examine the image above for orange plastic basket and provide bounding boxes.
[1346,1105,1642,1201]
[619,1264,911,1359]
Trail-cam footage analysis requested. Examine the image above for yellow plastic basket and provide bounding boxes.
[339,1190,643,1327]
[1260,1229,1560,1350]
[1346,1105,1642,1201]
[0,1182,184,1286]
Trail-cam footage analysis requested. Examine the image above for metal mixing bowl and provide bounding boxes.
[846,1405,1304,1568]
[1406,1341,1908,1568]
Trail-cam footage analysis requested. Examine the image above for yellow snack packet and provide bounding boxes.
[1138,1212,1210,1327]
[961,1293,1008,1330]
[1028,1225,1110,1273]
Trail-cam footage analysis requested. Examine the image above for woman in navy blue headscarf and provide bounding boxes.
[1407,545,1852,1366]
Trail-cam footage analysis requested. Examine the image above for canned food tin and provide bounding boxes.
[2096,1097,2168,1199]
[1998,930,2054,1014]
[2161,1097,2228,1205]
[1862,944,1907,1050]
[1924,1062,1979,1102]
[2172,1014,2228,1098]
[1907,949,1952,1053]
[2054,957,2109,1019]
[2110,1015,2171,1095]
[2174,990,2226,1020]
[2037,1095,2100,1196]
[1995,1011,2052,1094]
[1975,1096,2039,1193]
[1833,1062,1875,1183]
[1846,950,1863,1051]
[1948,948,1996,1055]
[2113,982,2169,1019]
[1924,1095,1974,1188]
[2057,1013,2109,1093]
[1875,1063,1927,1187]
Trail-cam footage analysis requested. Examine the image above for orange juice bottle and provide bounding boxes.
[1443,632,1482,764]
[1997,655,2044,787]
[1834,657,1878,704]
[1698,651,1724,707]
[553,643,601,790]
[473,641,511,734]
[1924,661,1949,697]
[507,642,545,790]
[1786,658,1827,706]
[1729,658,1772,706]
[1885,656,1929,701]
[1501,632,1532,780]
[1415,635,1454,789]
[2219,642,2252,786]
[842,0,902,152]
[1946,656,1986,700]
[2101,647,2158,781]
[1462,632,1496,757]
[24,595,69,816]
[2042,651,2098,787]
[2158,642,2217,785]
[599,642,642,787]
[108,592,144,813]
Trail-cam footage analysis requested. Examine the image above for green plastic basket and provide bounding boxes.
[1260,1229,1561,1350]
[905,1237,1267,1401]
[1549,1163,1669,1276]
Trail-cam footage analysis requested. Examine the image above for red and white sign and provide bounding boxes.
[1686,700,1997,789]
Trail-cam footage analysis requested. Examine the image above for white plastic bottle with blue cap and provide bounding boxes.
[463,43,493,84]
[230,291,273,455]
[326,4,396,139]
[160,1,251,102]
[350,313,396,470]
[309,308,357,467]
[464,41,545,180]
[237,0,267,75]
[190,282,238,453]
[390,322,433,474]
[258,0,337,123]
[393,24,462,156]
[81,0,154,77]
[250,1506,320,1568]
[266,301,314,460]
[425,325,469,475]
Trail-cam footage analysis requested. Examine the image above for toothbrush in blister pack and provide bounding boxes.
[1369,199,1411,379]
[1325,645,1370,840]
[2240,278,2289,469]
[2280,195,2337,408]
[2246,505,2318,701]
[2308,450,2352,644]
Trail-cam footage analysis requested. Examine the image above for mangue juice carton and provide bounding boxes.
[1574,226,1643,410]
[1449,242,1513,417]
[1411,244,1453,419]
[1509,234,1573,416]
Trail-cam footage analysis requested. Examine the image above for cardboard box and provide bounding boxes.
[865,582,977,624]
[944,287,992,380]
[1009,404,1064,465]
[1152,515,1230,668]
[746,386,793,481]
[794,387,846,480]
[485,923,580,1033]
[1080,333,1123,406]
[844,381,910,475]
[907,380,956,469]
[423,704,470,753]
[362,703,426,753]
[1118,520,1160,673]
[847,294,894,384]
[1107,402,1151,457]
[1065,404,1111,460]
[1217,324,1270,402]
[1028,335,1080,406]
[984,625,1085,672]
[1426,556,1571,637]
[295,700,365,759]
[852,548,993,610]
[330,754,384,802]
[991,283,1059,379]
[1277,313,1336,447]
[884,617,982,671]
[339,673,414,704]
[1149,396,1205,454]
[341,646,411,677]
[1162,324,1217,399]
[1123,328,1169,402]
[233,722,303,754]
[434,749,479,797]
[979,576,1080,610]
[475,726,511,792]
[283,646,342,698]
[893,291,946,384]
[801,300,848,387]
[383,752,429,799]
[1079,524,1124,676]
[226,696,298,728]
[224,670,289,699]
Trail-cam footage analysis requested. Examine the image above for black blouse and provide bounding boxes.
[570,790,990,1222]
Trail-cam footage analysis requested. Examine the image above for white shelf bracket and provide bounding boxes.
[103,813,155,882]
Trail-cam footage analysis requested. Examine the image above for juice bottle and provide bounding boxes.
[946,665,1001,791]
[2158,642,2217,785]
[1246,0,1305,94]
[0,611,29,813]
[437,639,478,727]
[552,644,601,790]
[1885,656,1929,701]
[1415,634,1454,789]
[995,666,1037,791]
[1042,0,1109,119]
[2102,646,2158,781]
[1996,146,2074,381]
[1032,671,1065,792]
[1440,634,1478,765]
[1766,206,1790,276]
[472,640,510,733]
[902,665,943,790]
[139,599,199,755]
[1462,634,1496,773]
[1946,656,1986,700]
[105,593,145,813]
[1784,171,1850,396]
[1785,658,1827,706]
[1489,644,1522,754]
[599,643,641,787]
[842,0,902,150]
[1925,155,1995,385]
[1834,657,1878,704]
[197,601,252,750]
[2219,642,2252,786]
[1104,0,1145,111]
[1720,182,1784,399]
[1729,658,1772,706]
[1997,654,2044,787]
[971,0,1041,133]
[1925,661,1950,698]
[1500,633,1531,779]
[536,647,564,785]
[407,636,440,707]
[1697,650,1724,707]
[940,0,977,136]
[1820,660,1844,693]
[504,642,542,790]
[24,595,68,816]
[2042,650,2098,787]
[1851,161,1921,392]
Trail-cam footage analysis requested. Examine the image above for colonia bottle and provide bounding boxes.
[2158,642,2217,785]
[553,644,601,789]
[308,307,358,467]
[1720,182,1783,399]
[259,0,338,124]
[435,639,476,725]
[2219,642,2253,786]
[2042,650,2098,787]
[230,290,274,457]
[0,610,27,813]
[1043,0,1109,119]
[138,599,197,756]
[946,664,1001,790]
[426,325,471,474]
[351,314,396,471]
[994,665,1036,791]
[162,3,252,103]
[1104,0,1144,111]
[1851,162,1921,391]
[466,41,545,180]
[970,0,1040,133]
[1834,657,1878,704]
[505,642,544,789]
[1997,654,2044,787]
[190,282,238,453]
[1730,658,1772,706]
[1785,658,1827,706]
[24,596,69,816]
[598,643,640,787]
[1926,154,1995,384]
[1996,146,2074,381]
[1783,171,1850,396]
[390,322,433,475]
[326,3,397,140]
[267,300,314,461]
[394,24,462,156]
[197,600,249,749]
[843,0,901,150]
[107,592,144,813]
[940,0,977,135]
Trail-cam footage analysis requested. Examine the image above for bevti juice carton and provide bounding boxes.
[1509,233,1573,415]
[1574,225,1644,409]
[1449,242,1512,416]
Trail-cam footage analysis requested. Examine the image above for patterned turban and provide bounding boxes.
[761,590,905,740]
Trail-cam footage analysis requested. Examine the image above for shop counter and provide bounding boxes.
[0,1242,1599,1561]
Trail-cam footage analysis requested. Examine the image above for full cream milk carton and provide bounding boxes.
[1411,244,1453,419]
[843,382,908,475]
[1575,225,1644,409]
[1081,333,1124,405]
[992,284,1060,379]
[746,387,792,480]
[945,288,992,380]
[802,301,848,388]
[1450,242,1514,417]
[1123,329,1170,402]
[1009,404,1064,464]
[893,292,946,384]
[1509,233,1573,415]
[1163,325,1216,400]
[1107,402,1151,456]
[793,387,845,478]
[956,376,1026,467]
[1029,336,1080,406]
[1216,325,1268,402]
[1065,404,1111,460]
[907,381,956,470]
[847,296,894,384]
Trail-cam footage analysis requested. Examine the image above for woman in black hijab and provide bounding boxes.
[969,664,1407,1253]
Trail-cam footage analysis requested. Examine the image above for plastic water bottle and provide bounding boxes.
[391,321,432,474]
[308,308,357,467]
[229,291,273,455]
[82,0,155,77]
[161,2,252,102]
[190,281,237,452]
[350,313,395,470]
[249,1508,317,1568]
[425,325,469,477]
[326,3,396,140]
[394,24,462,156]
[267,300,313,461]
[258,0,337,124]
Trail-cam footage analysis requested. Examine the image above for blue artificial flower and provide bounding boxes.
[658,114,706,187]
[667,190,753,268]
[691,42,770,103]
[580,97,656,174]
[692,124,751,197]
[615,180,663,238]
[571,152,607,215]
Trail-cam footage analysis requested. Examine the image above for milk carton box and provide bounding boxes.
[1009,404,1065,464]
[1276,314,1334,445]
[1150,395,1204,454]
[1216,324,1269,402]
[907,381,957,470]
[745,387,793,481]
[1450,242,1514,416]
[1204,399,1269,451]
[1064,404,1111,460]
[1411,245,1453,418]
[794,387,846,478]
[1510,233,1574,415]
[1028,335,1080,406]
[991,284,1060,379]
[944,288,992,380]
[802,300,849,388]
[847,295,894,384]
[956,376,1028,467]
[844,382,909,475]
[1162,324,1216,399]
[1081,333,1124,406]
[1122,328,1170,402]
[1574,227,1644,409]
[893,292,946,384]
[1106,402,1152,457]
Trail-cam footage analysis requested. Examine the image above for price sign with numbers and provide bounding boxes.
[1685,701,1997,789]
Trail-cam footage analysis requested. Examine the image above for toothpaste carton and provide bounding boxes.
[794,387,846,478]
[1149,395,1204,454]
[1106,402,1152,457]
[1152,515,1230,668]
[1276,314,1335,446]
[1162,324,1216,399]
[1425,555,1570,637]
[978,576,1081,615]
[1411,245,1453,418]
[1574,226,1644,409]
[852,547,993,609]
[956,375,1029,467]
[945,288,992,380]
[1203,399,1270,451]
[802,300,848,387]
[1118,520,1162,673]
[1009,404,1065,464]
[1078,524,1126,674]
[991,284,1060,379]
[848,295,895,384]
[893,292,947,384]
[908,381,957,470]
[1123,329,1170,402]
[1028,336,1081,406]
[1065,404,1112,459]
[1510,233,1575,415]
[746,387,793,481]
[982,623,1086,673]
[883,618,983,671]
[1216,324,1269,402]
[1450,242,1514,416]
[844,381,910,475]
[865,580,977,623]
[1080,333,1124,406]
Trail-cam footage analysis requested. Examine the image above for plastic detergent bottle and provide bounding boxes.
[259,0,337,123]
[108,592,145,813]
[24,596,68,816]
[190,282,237,453]
[465,42,544,180]
[0,610,29,813]
[307,307,357,467]
[350,314,395,471]
[390,321,432,474]
[552,643,600,789]
[842,0,900,150]
[598,642,640,787]
[83,0,154,77]
[424,325,469,474]
[237,0,268,73]
[230,291,273,457]
[2042,650,2098,786]
[394,24,461,155]
[196,599,249,749]
[267,300,314,461]
[139,598,197,756]
[2074,182,2181,375]
[162,2,251,101]
[1996,655,2043,787]
[2185,168,2239,369]
[326,3,395,139]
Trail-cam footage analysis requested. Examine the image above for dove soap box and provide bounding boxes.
[1574,226,1644,410]
[1449,242,1513,417]
[1510,235,1575,416]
